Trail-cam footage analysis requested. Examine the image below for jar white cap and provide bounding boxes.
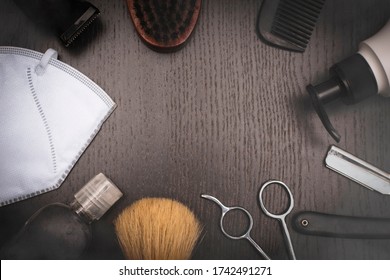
[74,173,123,221]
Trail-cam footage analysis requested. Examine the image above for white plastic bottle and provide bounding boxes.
[359,19,390,97]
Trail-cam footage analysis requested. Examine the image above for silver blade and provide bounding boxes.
[325,145,390,195]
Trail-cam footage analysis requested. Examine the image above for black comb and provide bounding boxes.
[127,0,202,52]
[257,0,326,52]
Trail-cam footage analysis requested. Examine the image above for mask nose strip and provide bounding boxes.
[35,48,58,76]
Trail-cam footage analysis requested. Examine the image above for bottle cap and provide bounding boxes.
[74,173,123,221]
[307,54,378,142]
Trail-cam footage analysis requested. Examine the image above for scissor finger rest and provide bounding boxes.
[258,180,296,260]
[259,180,294,219]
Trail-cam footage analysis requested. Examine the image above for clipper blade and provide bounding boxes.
[60,5,100,47]
[13,0,101,47]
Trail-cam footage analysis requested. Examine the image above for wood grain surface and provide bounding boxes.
[0,0,389,260]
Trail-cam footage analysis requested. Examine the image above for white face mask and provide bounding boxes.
[0,47,116,206]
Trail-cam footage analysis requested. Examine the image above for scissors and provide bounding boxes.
[259,180,296,259]
[200,194,271,260]
[201,180,296,259]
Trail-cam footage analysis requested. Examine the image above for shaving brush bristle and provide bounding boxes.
[126,0,202,52]
[114,197,202,260]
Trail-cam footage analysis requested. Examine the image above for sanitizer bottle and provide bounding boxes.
[0,173,122,259]
[307,19,390,142]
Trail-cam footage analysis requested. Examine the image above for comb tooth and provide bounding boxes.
[285,0,324,16]
[272,18,312,43]
[272,20,311,43]
[278,2,319,23]
[275,9,316,31]
[271,13,314,39]
[278,7,319,25]
[270,0,325,50]
[272,28,307,50]
[274,17,313,40]
[285,0,325,14]
[258,0,324,52]
[286,0,325,10]
[273,19,311,42]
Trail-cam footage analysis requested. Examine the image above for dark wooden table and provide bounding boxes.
[0,0,389,260]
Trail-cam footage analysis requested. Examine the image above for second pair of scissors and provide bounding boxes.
[201,180,296,260]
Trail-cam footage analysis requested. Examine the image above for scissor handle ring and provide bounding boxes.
[220,206,254,240]
[259,180,294,219]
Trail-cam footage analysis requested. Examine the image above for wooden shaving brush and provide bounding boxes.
[114,198,202,259]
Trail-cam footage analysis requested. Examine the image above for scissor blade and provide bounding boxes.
[325,145,390,195]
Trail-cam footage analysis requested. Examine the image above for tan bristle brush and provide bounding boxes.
[114,197,202,260]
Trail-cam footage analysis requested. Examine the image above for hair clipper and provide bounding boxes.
[13,0,100,46]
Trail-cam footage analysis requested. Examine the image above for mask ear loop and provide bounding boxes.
[35,48,58,76]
